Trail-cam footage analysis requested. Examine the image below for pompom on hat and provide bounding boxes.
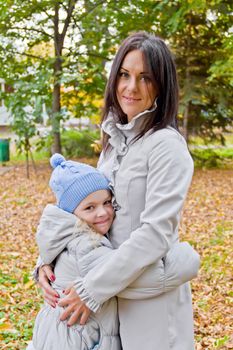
[49,153,110,213]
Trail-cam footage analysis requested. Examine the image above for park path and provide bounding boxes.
[0,166,13,175]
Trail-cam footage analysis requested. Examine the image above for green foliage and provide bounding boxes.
[214,336,230,348]
[0,0,232,147]
[156,0,233,141]
[1,63,52,159]
[37,128,101,158]
[61,129,101,158]
[191,147,233,168]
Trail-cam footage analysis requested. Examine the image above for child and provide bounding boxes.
[27,154,199,350]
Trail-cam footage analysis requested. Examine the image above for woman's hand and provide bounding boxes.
[59,287,91,326]
[38,265,60,308]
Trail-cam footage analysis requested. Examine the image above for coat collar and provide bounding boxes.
[36,204,106,264]
[102,101,157,143]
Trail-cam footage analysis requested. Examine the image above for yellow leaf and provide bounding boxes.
[0,323,13,330]
[24,280,35,289]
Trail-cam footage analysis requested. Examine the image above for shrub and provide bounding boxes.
[191,148,233,168]
[61,129,101,158]
[36,128,101,158]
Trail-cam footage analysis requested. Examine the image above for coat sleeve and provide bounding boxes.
[74,136,194,311]
[75,241,200,301]
[32,256,45,282]
[117,241,200,299]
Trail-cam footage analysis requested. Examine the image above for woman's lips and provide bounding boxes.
[123,96,141,102]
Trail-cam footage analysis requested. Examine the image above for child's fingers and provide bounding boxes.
[58,295,73,308]
[66,305,87,326]
[79,307,91,325]
[59,304,74,321]
[60,287,79,303]
[66,305,91,326]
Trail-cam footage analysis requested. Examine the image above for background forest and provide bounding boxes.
[0,0,232,154]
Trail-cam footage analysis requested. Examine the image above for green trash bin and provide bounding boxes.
[0,139,10,162]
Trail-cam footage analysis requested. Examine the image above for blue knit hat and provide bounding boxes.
[49,153,110,213]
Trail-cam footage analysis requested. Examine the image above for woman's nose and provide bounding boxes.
[127,77,138,92]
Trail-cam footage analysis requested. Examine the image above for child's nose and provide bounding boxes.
[97,206,108,217]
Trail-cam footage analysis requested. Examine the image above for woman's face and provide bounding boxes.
[116,49,157,122]
[73,190,114,235]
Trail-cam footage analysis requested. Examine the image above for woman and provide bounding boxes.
[39,32,196,349]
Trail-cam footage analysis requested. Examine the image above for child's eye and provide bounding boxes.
[85,206,94,211]
[104,200,112,206]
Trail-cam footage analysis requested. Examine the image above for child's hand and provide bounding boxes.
[59,287,91,326]
[38,265,59,308]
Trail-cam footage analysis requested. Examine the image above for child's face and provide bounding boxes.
[73,190,114,235]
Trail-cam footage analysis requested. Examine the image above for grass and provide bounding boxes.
[10,150,50,162]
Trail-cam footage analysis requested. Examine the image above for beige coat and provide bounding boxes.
[75,111,196,350]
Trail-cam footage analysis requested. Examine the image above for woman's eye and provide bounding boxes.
[140,75,151,82]
[119,71,129,78]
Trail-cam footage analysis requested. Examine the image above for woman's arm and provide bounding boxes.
[75,238,200,300]
[118,241,200,299]
[59,240,199,324]
[71,136,194,311]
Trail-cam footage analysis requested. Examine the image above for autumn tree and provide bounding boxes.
[0,0,232,151]
[0,0,113,153]
[157,0,233,142]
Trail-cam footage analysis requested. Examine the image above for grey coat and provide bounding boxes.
[30,198,199,349]
[28,205,121,350]
[74,111,197,350]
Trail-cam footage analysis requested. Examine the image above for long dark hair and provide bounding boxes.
[102,31,179,150]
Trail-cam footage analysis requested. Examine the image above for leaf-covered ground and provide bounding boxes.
[0,162,232,349]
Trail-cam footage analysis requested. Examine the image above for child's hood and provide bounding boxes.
[36,204,80,264]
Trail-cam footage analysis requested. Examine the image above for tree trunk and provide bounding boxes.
[51,1,76,154]
[51,3,62,154]
[51,57,62,154]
